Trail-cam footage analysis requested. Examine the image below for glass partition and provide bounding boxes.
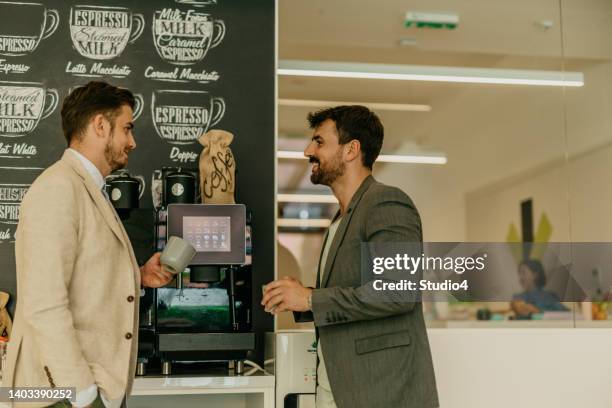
[276,0,610,329]
[561,0,612,327]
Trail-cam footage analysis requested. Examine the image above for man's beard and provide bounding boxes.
[104,133,128,171]
[310,150,345,186]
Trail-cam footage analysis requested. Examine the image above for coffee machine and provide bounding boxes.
[113,167,255,376]
[154,203,254,375]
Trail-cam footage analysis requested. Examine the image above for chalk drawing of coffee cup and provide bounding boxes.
[69,5,144,60]
[174,0,218,6]
[132,93,143,120]
[0,183,30,226]
[153,9,225,65]
[68,85,143,121]
[0,1,59,56]
[151,89,225,145]
[0,81,58,138]
[0,202,19,225]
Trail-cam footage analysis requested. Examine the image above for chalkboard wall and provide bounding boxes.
[0,0,275,360]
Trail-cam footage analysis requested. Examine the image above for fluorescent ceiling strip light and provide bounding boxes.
[278,98,431,112]
[378,154,447,164]
[277,150,306,159]
[278,60,584,87]
[277,150,447,165]
[278,193,338,204]
[277,218,332,228]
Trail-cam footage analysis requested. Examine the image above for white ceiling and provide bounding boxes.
[277,0,612,196]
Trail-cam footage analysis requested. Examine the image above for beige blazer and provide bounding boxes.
[2,150,141,407]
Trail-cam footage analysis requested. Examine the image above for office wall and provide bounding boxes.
[0,0,275,361]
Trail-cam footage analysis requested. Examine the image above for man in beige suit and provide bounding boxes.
[2,81,173,407]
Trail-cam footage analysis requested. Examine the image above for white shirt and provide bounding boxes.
[68,149,123,408]
[317,216,342,395]
[69,149,105,192]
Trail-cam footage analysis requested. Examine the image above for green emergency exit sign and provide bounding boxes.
[405,11,459,29]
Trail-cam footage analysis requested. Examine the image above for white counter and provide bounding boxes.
[430,319,612,329]
[126,326,612,408]
[128,373,274,408]
[428,328,612,408]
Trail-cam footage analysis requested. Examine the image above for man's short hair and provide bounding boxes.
[61,81,135,146]
[307,105,384,169]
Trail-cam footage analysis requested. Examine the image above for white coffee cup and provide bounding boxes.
[160,235,197,274]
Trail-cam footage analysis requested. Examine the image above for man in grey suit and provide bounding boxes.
[262,106,438,408]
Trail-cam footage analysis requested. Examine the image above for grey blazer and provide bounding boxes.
[295,175,439,408]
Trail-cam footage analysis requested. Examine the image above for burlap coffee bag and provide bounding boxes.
[198,129,236,204]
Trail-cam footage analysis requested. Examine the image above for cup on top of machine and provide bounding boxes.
[160,236,197,275]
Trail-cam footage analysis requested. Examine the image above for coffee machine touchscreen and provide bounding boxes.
[183,216,231,252]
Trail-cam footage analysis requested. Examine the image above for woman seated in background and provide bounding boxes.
[511,259,568,319]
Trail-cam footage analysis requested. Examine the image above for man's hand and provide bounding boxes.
[261,276,312,314]
[141,252,174,288]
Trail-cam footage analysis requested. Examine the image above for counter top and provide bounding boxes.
[427,327,612,408]
[132,373,275,396]
[427,319,612,329]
